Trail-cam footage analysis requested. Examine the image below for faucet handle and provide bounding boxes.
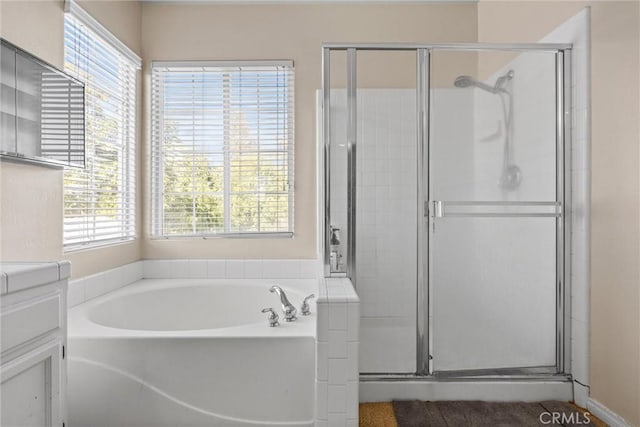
[261,308,280,327]
[301,294,316,316]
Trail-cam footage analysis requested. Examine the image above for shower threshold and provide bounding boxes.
[359,373,574,402]
[360,372,572,382]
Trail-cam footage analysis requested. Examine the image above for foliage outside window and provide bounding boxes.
[63,11,139,249]
[151,62,294,237]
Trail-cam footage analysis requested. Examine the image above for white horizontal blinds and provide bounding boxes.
[40,70,85,166]
[151,62,294,237]
[63,12,137,248]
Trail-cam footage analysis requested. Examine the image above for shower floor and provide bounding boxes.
[359,401,605,426]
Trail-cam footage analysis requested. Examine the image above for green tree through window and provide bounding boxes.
[63,12,138,248]
[152,63,294,237]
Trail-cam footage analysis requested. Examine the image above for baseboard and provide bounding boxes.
[587,398,632,427]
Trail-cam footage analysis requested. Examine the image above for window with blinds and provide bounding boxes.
[63,8,139,249]
[151,62,294,237]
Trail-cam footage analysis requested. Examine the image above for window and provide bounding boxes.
[63,1,140,249]
[151,61,294,237]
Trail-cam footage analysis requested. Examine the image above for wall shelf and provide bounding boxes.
[1,39,85,169]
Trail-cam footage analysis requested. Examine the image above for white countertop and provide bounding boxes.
[0,261,71,295]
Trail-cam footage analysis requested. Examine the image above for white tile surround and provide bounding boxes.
[68,260,358,426]
[316,278,360,427]
[541,8,591,407]
[67,259,319,308]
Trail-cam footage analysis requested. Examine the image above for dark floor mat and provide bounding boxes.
[392,400,601,427]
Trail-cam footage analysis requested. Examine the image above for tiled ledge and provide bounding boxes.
[68,259,320,308]
[143,259,319,280]
[316,277,360,427]
[1,261,71,295]
[67,261,143,308]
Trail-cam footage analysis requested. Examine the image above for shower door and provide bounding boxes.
[323,44,570,378]
[427,49,568,375]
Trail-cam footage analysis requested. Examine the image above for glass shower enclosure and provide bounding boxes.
[322,44,571,378]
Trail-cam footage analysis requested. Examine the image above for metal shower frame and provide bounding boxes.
[321,43,573,380]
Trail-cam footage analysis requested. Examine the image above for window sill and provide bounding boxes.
[63,237,136,254]
[150,232,293,240]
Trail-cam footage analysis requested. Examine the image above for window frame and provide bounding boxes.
[62,0,141,251]
[150,60,295,239]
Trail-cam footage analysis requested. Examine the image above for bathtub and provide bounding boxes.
[67,279,317,427]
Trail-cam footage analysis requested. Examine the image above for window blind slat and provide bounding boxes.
[151,63,294,237]
[63,12,137,249]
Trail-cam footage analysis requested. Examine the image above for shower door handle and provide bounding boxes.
[431,201,444,218]
[429,201,561,218]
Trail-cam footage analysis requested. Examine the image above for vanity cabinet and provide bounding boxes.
[1,39,85,168]
[1,262,70,427]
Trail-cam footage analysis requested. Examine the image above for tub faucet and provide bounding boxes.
[269,285,297,322]
[301,294,315,316]
[261,308,280,327]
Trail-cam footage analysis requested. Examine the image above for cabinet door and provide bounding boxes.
[1,42,16,154]
[15,51,43,159]
[1,340,63,427]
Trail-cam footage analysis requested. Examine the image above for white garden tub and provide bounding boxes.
[67,279,317,427]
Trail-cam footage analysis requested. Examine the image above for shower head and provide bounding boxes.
[453,70,514,94]
[453,75,476,88]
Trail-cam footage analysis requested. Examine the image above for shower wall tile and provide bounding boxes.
[67,278,86,308]
[317,341,328,381]
[328,413,347,427]
[69,259,320,308]
[69,261,144,307]
[328,331,348,358]
[316,381,328,421]
[242,260,263,279]
[139,259,320,280]
[143,259,172,278]
[225,260,245,278]
[347,381,359,418]
[316,277,359,425]
[317,303,329,342]
[542,8,591,396]
[571,317,589,384]
[122,261,143,285]
[171,260,192,278]
[329,302,348,330]
[187,260,208,279]
[84,268,123,301]
[353,89,418,373]
[206,260,226,278]
[328,385,347,414]
[328,358,348,384]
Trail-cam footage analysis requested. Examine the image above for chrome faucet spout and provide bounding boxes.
[269,285,297,322]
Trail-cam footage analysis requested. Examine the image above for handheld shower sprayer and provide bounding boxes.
[453,70,521,191]
[453,70,514,94]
